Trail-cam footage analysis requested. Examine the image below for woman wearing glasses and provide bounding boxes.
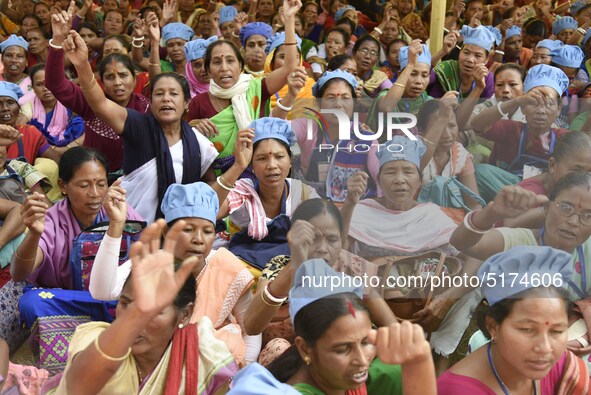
[450,172,591,370]
[352,35,392,98]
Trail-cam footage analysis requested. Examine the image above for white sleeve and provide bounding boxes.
[194,127,219,175]
[89,234,131,301]
[311,62,324,75]
[232,289,261,362]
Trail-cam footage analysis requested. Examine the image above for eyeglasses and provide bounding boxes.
[357,47,379,58]
[553,201,591,226]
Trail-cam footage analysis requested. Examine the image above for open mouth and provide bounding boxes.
[351,370,368,384]
[160,105,174,113]
[87,202,102,210]
[1,114,13,122]
[266,173,281,181]
[220,75,233,83]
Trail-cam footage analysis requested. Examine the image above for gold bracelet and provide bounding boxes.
[94,336,132,362]
[81,75,97,91]
[393,82,406,89]
[15,248,36,261]
[260,290,282,307]
[149,62,160,67]
[283,42,298,46]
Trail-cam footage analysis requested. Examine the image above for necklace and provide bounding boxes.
[212,95,229,112]
[487,343,537,395]
[136,364,144,383]
[196,256,210,284]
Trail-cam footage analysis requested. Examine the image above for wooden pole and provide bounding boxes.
[429,0,447,55]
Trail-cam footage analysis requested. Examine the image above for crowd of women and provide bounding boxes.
[0,0,591,393]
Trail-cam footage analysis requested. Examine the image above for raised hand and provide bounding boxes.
[287,219,316,269]
[190,119,220,138]
[406,39,423,68]
[345,171,368,205]
[62,30,89,67]
[368,321,432,365]
[473,64,488,90]
[21,193,48,236]
[283,0,302,19]
[103,178,127,225]
[489,185,549,219]
[234,128,254,171]
[130,219,197,315]
[442,30,459,54]
[162,0,178,24]
[133,14,147,38]
[145,11,160,42]
[287,66,307,97]
[0,124,22,146]
[234,12,248,34]
[51,9,73,44]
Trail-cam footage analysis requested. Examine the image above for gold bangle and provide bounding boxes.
[283,42,298,46]
[81,75,97,91]
[149,62,160,67]
[94,336,131,362]
[260,290,282,307]
[15,248,36,261]
[393,82,406,89]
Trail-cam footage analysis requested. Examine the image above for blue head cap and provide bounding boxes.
[478,246,573,306]
[484,25,502,46]
[536,39,564,52]
[219,5,238,26]
[505,25,522,40]
[398,44,432,70]
[288,259,364,325]
[266,31,302,54]
[524,64,569,96]
[461,25,497,51]
[239,22,273,47]
[0,81,23,102]
[0,34,29,53]
[376,136,426,170]
[250,117,295,146]
[312,69,358,97]
[334,5,355,21]
[570,0,591,15]
[184,36,218,62]
[549,44,585,68]
[162,22,194,43]
[161,182,220,225]
[552,16,578,35]
[227,363,301,394]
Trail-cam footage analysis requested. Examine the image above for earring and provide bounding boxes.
[491,336,496,345]
[304,356,311,366]
[178,323,184,329]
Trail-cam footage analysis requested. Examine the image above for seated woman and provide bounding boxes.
[529,38,563,68]
[64,22,230,223]
[240,22,273,79]
[28,63,85,156]
[379,38,406,83]
[46,12,151,174]
[45,219,238,395]
[264,32,316,119]
[183,36,217,97]
[311,27,352,78]
[438,246,589,394]
[90,182,259,366]
[160,22,194,78]
[490,26,533,70]
[463,63,526,164]
[188,0,300,175]
[3,147,143,373]
[470,64,570,200]
[450,174,591,372]
[352,34,392,98]
[553,16,578,45]
[0,82,59,165]
[416,100,483,212]
[290,69,379,202]
[348,136,482,361]
[223,118,319,269]
[429,25,495,99]
[265,258,436,395]
[0,35,36,109]
[548,45,585,128]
